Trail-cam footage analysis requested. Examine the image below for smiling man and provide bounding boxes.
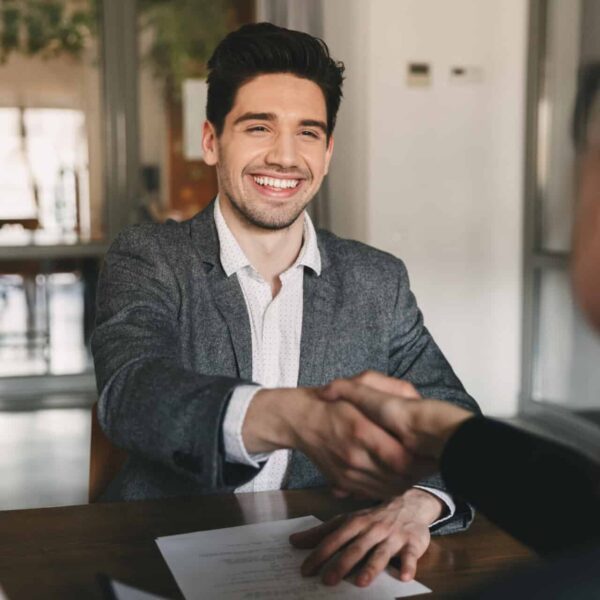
[92,23,479,586]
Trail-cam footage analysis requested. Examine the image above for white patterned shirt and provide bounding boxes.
[216,198,319,493]
[215,199,455,525]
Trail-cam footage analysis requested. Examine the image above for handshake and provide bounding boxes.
[243,370,474,500]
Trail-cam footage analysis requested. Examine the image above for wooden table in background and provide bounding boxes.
[0,489,535,599]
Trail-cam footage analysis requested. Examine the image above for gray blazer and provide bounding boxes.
[92,201,480,534]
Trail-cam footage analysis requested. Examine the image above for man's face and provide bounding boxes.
[203,73,334,230]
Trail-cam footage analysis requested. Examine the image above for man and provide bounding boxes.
[291,62,600,594]
[92,22,478,583]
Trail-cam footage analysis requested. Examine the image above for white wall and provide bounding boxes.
[323,0,528,416]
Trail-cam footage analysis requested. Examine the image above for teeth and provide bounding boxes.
[253,176,299,189]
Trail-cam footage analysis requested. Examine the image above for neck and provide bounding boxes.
[219,197,305,292]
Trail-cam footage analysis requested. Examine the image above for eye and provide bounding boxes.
[247,125,269,134]
[300,129,321,139]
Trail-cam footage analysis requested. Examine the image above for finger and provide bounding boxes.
[355,540,397,587]
[353,371,422,399]
[321,380,406,431]
[317,378,348,401]
[397,544,421,581]
[356,413,432,478]
[332,488,350,499]
[321,525,388,586]
[325,442,435,500]
[289,514,346,548]
[300,516,369,576]
[328,452,414,499]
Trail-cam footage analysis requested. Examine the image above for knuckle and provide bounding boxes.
[353,372,367,384]
[349,417,369,440]
[366,523,388,540]
[354,370,374,384]
[340,444,363,468]
[347,514,368,530]
[373,543,392,558]
[328,378,347,394]
[347,541,368,557]
[398,380,414,394]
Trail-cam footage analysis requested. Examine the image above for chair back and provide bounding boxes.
[89,402,127,502]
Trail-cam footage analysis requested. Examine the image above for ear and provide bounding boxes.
[324,135,334,175]
[202,120,219,166]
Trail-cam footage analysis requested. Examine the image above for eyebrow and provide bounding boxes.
[233,112,328,134]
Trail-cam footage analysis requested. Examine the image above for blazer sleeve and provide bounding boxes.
[91,225,256,490]
[387,259,481,535]
[442,417,600,555]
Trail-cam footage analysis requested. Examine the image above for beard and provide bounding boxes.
[225,190,309,231]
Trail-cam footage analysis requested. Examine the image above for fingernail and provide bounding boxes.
[357,575,370,586]
[323,573,339,586]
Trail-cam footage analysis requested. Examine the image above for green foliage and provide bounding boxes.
[138,0,233,97]
[0,0,98,63]
[0,0,238,97]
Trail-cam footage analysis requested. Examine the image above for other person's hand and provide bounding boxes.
[289,488,441,586]
[320,371,473,466]
[243,386,434,498]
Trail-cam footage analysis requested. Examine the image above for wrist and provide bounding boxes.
[401,488,445,525]
[241,388,312,453]
[408,400,473,460]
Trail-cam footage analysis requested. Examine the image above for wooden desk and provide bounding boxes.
[0,490,535,599]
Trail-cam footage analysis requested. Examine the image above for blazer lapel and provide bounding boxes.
[289,237,341,489]
[209,273,253,381]
[297,238,340,387]
[190,201,253,382]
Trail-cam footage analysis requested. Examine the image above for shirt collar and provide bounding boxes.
[214,196,321,278]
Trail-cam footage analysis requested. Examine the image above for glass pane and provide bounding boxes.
[536,269,600,419]
[0,260,98,376]
[136,0,253,223]
[0,0,103,245]
[537,0,579,252]
[537,0,600,253]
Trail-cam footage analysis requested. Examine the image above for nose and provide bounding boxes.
[265,132,299,169]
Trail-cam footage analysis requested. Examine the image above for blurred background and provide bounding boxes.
[0,0,598,509]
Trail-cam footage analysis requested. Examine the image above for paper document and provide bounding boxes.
[156,515,431,599]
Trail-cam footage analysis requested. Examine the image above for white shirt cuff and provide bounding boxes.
[413,485,456,527]
[222,385,273,467]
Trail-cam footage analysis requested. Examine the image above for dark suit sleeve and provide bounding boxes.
[442,417,600,555]
[91,225,256,490]
[388,260,481,535]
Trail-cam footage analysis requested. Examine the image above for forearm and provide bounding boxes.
[97,356,242,484]
[441,417,600,554]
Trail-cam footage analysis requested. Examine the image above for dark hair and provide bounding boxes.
[206,22,345,140]
[573,62,600,151]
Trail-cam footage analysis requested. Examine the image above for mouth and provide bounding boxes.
[247,174,305,198]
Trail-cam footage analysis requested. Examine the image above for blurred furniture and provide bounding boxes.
[0,255,100,371]
[0,218,39,230]
[89,402,127,502]
[0,260,50,364]
[0,489,534,599]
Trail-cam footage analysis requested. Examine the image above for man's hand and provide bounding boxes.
[289,488,441,586]
[242,386,431,498]
[320,372,474,465]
